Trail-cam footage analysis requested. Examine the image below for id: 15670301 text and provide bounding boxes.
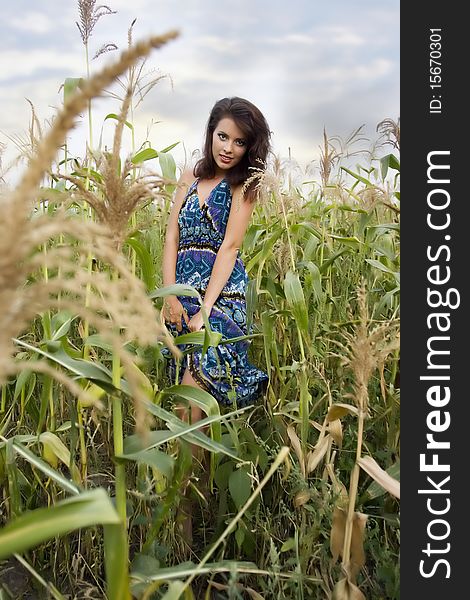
[429,28,442,114]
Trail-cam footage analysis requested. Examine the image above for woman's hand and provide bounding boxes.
[187,310,205,332]
[162,296,189,332]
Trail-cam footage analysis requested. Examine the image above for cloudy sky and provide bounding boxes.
[0,0,399,181]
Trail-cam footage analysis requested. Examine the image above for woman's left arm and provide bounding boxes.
[187,187,256,332]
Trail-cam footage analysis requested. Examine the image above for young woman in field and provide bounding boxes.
[161,97,271,421]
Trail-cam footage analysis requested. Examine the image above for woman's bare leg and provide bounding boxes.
[176,368,205,546]
[178,368,205,463]
[178,368,203,423]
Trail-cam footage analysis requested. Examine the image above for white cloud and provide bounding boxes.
[0,51,83,82]
[265,26,365,48]
[7,12,55,35]
[307,58,394,84]
[0,0,399,180]
[322,25,365,47]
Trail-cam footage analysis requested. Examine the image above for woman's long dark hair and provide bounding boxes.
[194,97,271,202]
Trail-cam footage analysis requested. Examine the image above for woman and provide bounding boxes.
[161,97,270,419]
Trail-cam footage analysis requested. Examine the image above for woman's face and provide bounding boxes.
[211,117,248,175]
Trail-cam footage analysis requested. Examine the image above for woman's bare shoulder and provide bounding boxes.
[178,167,196,187]
[231,181,253,204]
[170,168,196,209]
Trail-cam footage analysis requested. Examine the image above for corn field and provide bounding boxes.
[0,10,400,600]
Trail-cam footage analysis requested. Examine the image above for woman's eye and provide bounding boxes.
[218,133,227,140]
[236,139,246,147]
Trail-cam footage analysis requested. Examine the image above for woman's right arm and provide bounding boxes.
[161,169,194,330]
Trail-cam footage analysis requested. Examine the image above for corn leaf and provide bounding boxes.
[284,270,308,334]
[358,456,400,499]
[0,489,120,560]
[11,439,80,496]
[131,147,158,164]
[125,235,157,290]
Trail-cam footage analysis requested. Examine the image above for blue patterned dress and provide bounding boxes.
[162,177,268,407]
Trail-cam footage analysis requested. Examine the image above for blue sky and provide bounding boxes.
[0,0,399,180]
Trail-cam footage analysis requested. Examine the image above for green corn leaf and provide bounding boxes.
[229,466,251,509]
[131,147,158,164]
[246,230,282,273]
[103,523,131,600]
[13,339,126,394]
[335,204,368,214]
[380,153,400,180]
[365,259,400,282]
[83,334,114,353]
[70,167,103,185]
[367,223,400,232]
[149,284,201,301]
[125,235,157,290]
[104,113,134,130]
[172,331,205,345]
[160,581,186,600]
[291,221,322,239]
[329,234,362,248]
[245,278,257,333]
[303,261,323,302]
[117,448,174,478]
[158,151,177,180]
[13,370,35,401]
[283,270,308,334]
[131,560,258,584]
[144,402,241,460]
[341,166,374,187]
[260,311,273,374]
[63,78,83,103]
[162,384,222,441]
[0,489,120,560]
[123,407,247,458]
[201,314,222,355]
[319,249,348,273]
[11,439,80,495]
[159,141,180,153]
[245,248,263,273]
[39,432,71,467]
[374,286,400,316]
[51,313,76,341]
[124,430,176,453]
[125,233,157,290]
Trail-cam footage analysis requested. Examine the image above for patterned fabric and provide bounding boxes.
[162,177,268,407]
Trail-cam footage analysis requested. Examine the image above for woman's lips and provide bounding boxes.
[219,154,232,163]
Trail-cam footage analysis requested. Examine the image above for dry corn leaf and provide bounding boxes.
[328,419,343,448]
[209,582,226,591]
[350,512,368,581]
[331,578,366,600]
[327,403,359,422]
[330,506,346,563]
[287,425,305,478]
[246,588,265,600]
[310,420,323,432]
[306,434,330,473]
[325,463,349,507]
[330,507,368,579]
[294,489,311,508]
[358,455,400,499]
[281,450,291,481]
